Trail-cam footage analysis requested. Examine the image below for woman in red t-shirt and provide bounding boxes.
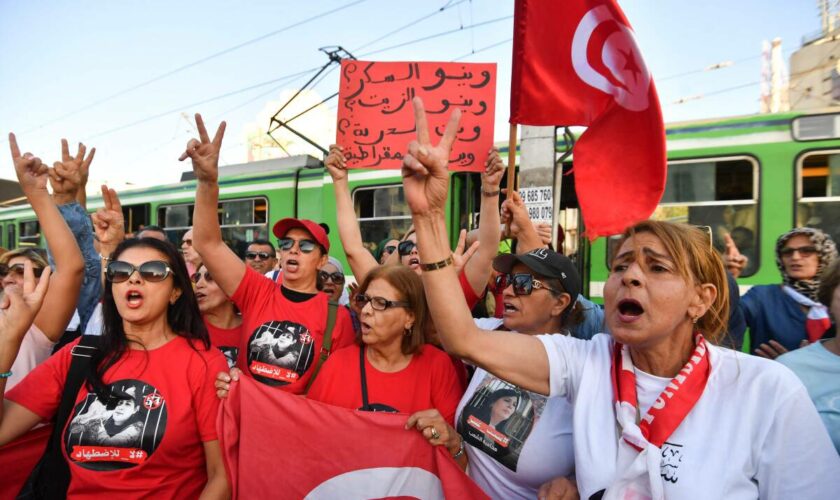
[0,237,229,499]
[194,264,243,369]
[307,265,464,426]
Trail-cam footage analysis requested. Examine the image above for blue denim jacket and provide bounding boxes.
[47,201,101,332]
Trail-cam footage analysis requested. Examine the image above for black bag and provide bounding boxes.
[17,335,100,500]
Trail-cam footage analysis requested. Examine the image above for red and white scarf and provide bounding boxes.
[605,333,711,500]
[781,285,831,343]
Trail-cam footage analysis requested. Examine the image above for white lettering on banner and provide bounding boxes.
[519,186,553,223]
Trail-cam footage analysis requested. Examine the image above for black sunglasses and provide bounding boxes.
[245,251,275,260]
[382,245,397,254]
[353,293,410,311]
[0,263,45,278]
[318,271,345,283]
[398,240,417,256]
[277,238,318,253]
[191,270,213,284]
[106,260,173,283]
[780,245,817,258]
[494,273,559,296]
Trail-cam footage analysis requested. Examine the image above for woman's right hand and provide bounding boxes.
[214,367,242,399]
[8,133,49,195]
[0,261,51,347]
[325,144,348,183]
[91,185,125,254]
[405,409,461,456]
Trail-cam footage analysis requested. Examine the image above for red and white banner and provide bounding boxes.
[510,0,666,238]
[218,376,488,499]
[0,424,51,500]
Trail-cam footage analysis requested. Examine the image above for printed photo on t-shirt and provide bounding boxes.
[247,320,315,386]
[457,374,547,472]
[218,346,238,369]
[64,379,167,471]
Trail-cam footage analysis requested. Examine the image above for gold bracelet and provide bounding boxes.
[419,254,453,271]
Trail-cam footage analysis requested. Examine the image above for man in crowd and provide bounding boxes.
[135,225,167,241]
[244,239,279,277]
[181,227,202,276]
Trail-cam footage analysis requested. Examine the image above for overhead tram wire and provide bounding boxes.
[453,37,512,61]
[351,0,470,52]
[358,14,514,58]
[12,0,369,138]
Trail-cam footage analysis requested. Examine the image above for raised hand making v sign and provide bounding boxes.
[179,113,227,183]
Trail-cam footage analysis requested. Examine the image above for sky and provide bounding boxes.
[0,0,821,191]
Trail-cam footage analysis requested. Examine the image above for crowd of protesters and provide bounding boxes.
[0,100,839,499]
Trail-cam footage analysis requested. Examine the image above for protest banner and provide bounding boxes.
[337,60,496,172]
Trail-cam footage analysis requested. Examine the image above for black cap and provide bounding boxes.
[493,248,580,301]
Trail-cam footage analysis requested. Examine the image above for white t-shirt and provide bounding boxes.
[8,324,55,390]
[457,318,574,499]
[536,333,840,499]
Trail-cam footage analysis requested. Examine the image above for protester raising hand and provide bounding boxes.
[179,113,226,183]
[401,97,461,217]
[91,185,125,257]
[451,229,479,276]
[722,233,748,279]
[501,190,544,253]
[0,261,51,349]
[8,133,49,193]
[48,139,94,205]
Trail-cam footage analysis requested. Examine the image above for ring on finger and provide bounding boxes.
[429,427,440,440]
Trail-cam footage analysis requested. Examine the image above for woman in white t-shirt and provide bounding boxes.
[400,100,840,500]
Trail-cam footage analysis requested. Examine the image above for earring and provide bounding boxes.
[404,325,413,336]
[691,315,699,324]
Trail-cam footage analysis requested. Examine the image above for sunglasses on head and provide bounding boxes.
[353,293,410,311]
[398,240,417,256]
[318,270,345,283]
[106,260,173,283]
[191,270,213,284]
[0,263,45,279]
[494,273,559,296]
[780,245,817,258]
[245,251,274,261]
[277,238,318,253]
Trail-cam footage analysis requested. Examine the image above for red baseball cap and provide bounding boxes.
[272,218,330,252]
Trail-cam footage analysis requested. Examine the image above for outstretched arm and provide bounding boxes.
[462,148,503,296]
[502,190,545,253]
[180,114,245,298]
[9,134,83,342]
[324,145,379,282]
[401,99,550,395]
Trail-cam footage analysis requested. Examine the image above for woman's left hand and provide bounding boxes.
[755,339,809,360]
[537,476,580,500]
[406,409,460,455]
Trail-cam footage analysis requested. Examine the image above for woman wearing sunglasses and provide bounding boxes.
[407,248,582,497]
[401,98,840,498]
[182,114,354,395]
[2,237,229,498]
[307,265,462,427]
[741,228,838,359]
[194,264,242,369]
[1,135,85,389]
[318,257,346,304]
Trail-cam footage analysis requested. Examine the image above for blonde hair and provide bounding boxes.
[0,248,49,269]
[614,220,730,343]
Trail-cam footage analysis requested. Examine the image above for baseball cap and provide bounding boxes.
[272,218,330,252]
[493,248,580,301]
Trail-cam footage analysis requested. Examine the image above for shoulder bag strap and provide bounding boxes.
[358,345,370,410]
[303,300,339,394]
[49,335,100,447]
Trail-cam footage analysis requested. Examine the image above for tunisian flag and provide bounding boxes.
[218,377,488,499]
[510,0,666,238]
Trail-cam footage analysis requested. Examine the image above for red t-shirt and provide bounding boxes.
[459,269,484,310]
[205,321,243,369]
[6,336,227,499]
[307,344,464,425]
[231,267,355,393]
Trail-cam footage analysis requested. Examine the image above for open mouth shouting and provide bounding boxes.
[284,258,300,273]
[125,289,145,309]
[617,298,644,323]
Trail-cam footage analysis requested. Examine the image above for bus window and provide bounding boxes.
[158,198,269,258]
[7,224,15,249]
[796,150,840,245]
[606,156,760,277]
[19,220,41,247]
[353,185,412,255]
[123,204,150,236]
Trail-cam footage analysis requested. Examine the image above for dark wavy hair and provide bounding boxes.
[87,238,209,399]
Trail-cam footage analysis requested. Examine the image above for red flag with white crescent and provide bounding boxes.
[510,0,666,238]
[218,376,488,499]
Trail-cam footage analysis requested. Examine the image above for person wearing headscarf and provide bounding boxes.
[740,227,838,358]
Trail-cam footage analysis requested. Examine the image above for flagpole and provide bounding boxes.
[506,123,517,199]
